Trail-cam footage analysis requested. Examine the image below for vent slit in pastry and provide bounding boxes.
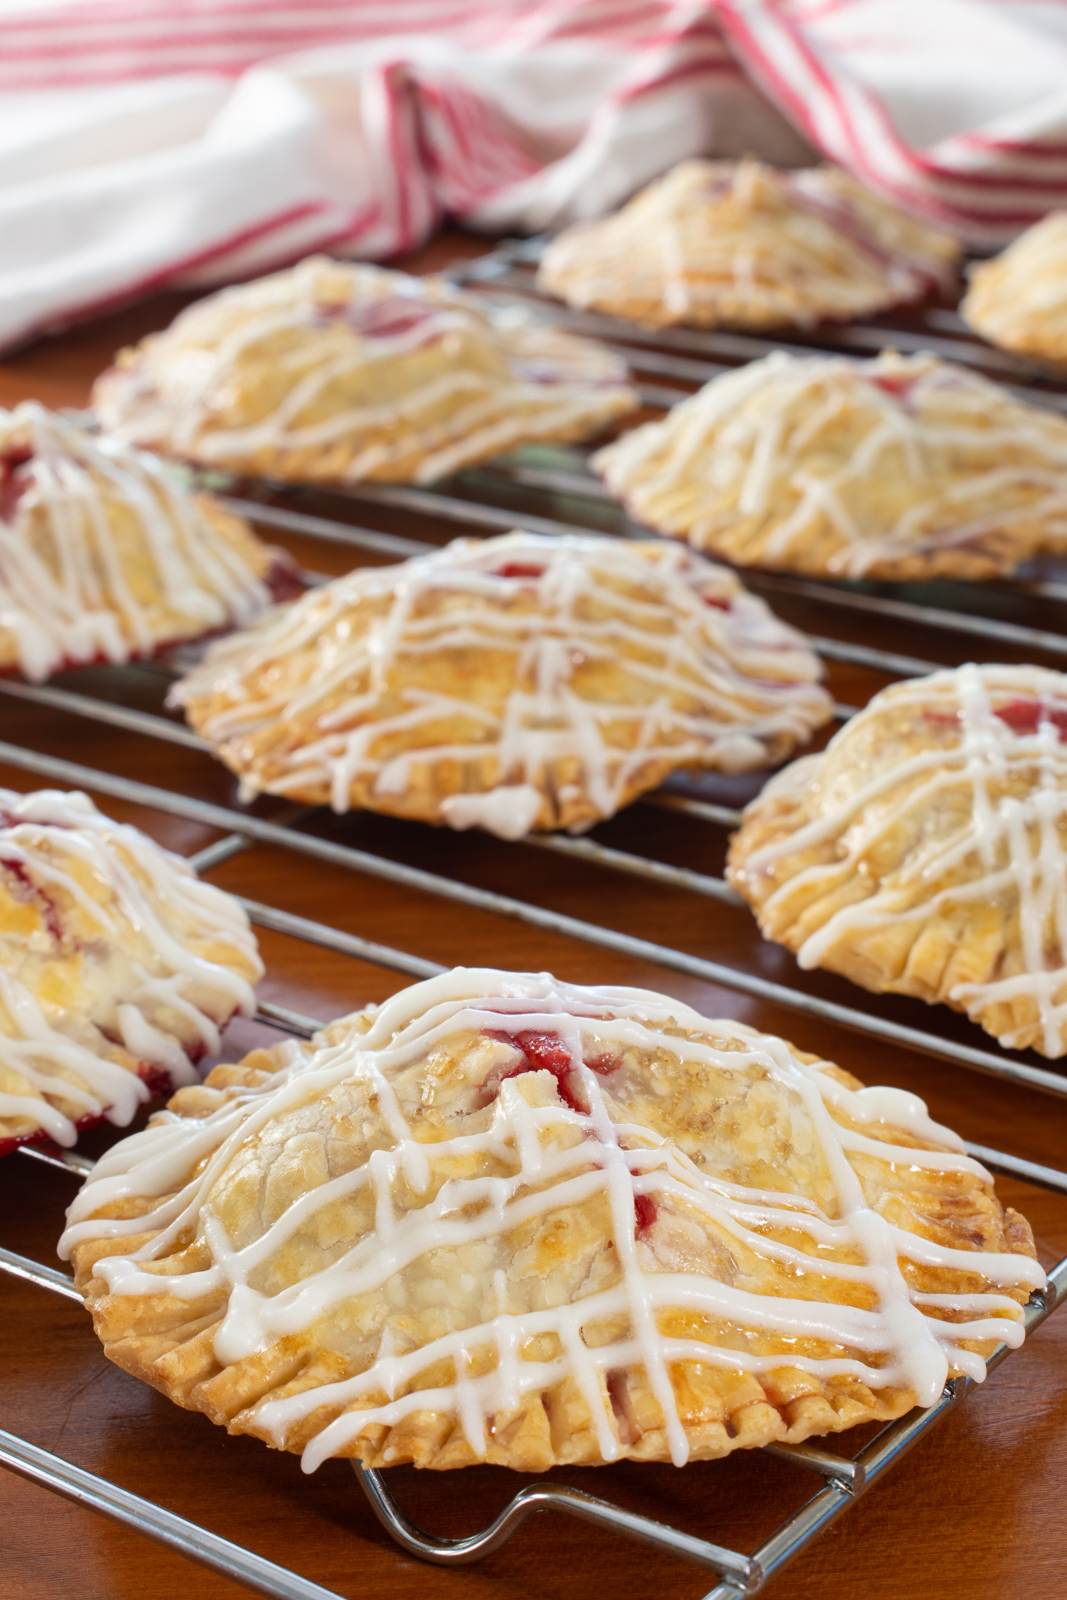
[0,788,262,1152]
[171,531,832,836]
[60,968,1042,1474]
[728,663,1067,1058]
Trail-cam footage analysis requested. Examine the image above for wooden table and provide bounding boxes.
[1,236,1064,1600]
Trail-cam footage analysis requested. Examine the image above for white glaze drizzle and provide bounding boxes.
[0,787,261,1145]
[59,967,1043,1472]
[595,351,1067,576]
[741,663,1067,1056]
[170,531,830,837]
[0,403,272,682]
[95,259,634,484]
[540,160,957,327]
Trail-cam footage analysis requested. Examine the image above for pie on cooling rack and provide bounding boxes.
[60,965,1043,1473]
[728,663,1067,1058]
[0,402,291,683]
[594,350,1067,582]
[91,257,638,486]
[962,213,1067,365]
[171,531,833,837]
[0,787,262,1152]
[537,158,960,330]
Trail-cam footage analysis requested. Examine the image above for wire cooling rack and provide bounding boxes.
[1,236,1067,1600]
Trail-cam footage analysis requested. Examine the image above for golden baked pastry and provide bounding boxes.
[0,402,290,682]
[538,159,960,330]
[594,350,1067,581]
[92,258,638,485]
[0,787,262,1153]
[962,213,1067,364]
[60,966,1042,1474]
[171,531,833,837]
[729,664,1067,1058]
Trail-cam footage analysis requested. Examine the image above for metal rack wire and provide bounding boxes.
[1,235,1066,1600]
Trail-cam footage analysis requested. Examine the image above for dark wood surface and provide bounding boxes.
[0,235,1065,1600]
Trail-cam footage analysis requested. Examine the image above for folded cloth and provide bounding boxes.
[0,0,1066,350]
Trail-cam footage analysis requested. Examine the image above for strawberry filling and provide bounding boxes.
[633,1192,657,1237]
[482,1029,620,1114]
[0,856,64,942]
[0,444,33,523]
[702,594,732,611]
[482,1027,652,1237]
[485,1028,587,1112]
[494,562,545,581]
[0,1060,185,1160]
[316,294,441,341]
[869,372,918,401]
[926,699,1067,741]
[994,698,1067,740]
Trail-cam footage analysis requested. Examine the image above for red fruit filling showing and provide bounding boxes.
[0,444,33,523]
[633,1192,657,1237]
[316,294,441,341]
[485,1028,587,1112]
[925,700,1067,741]
[994,698,1067,740]
[702,594,732,611]
[0,1059,182,1160]
[482,1032,620,1113]
[265,552,307,605]
[494,562,545,581]
[0,857,64,942]
[868,372,917,401]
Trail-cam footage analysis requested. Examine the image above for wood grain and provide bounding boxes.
[0,234,1064,1600]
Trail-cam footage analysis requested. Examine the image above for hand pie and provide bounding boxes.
[0,787,262,1152]
[538,159,960,331]
[171,531,832,838]
[60,966,1042,1474]
[594,351,1067,581]
[0,402,291,683]
[962,213,1067,365]
[728,664,1067,1058]
[92,257,638,486]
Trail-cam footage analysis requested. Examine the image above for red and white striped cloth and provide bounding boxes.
[0,0,1066,349]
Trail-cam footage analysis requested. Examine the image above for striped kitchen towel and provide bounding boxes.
[0,0,1065,348]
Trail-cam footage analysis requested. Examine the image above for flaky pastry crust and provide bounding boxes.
[0,788,262,1151]
[92,258,637,485]
[170,531,832,837]
[594,351,1067,581]
[729,664,1067,1057]
[0,403,287,682]
[61,968,1041,1474]
[538,159,960,330]
[963,213,1067,365]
